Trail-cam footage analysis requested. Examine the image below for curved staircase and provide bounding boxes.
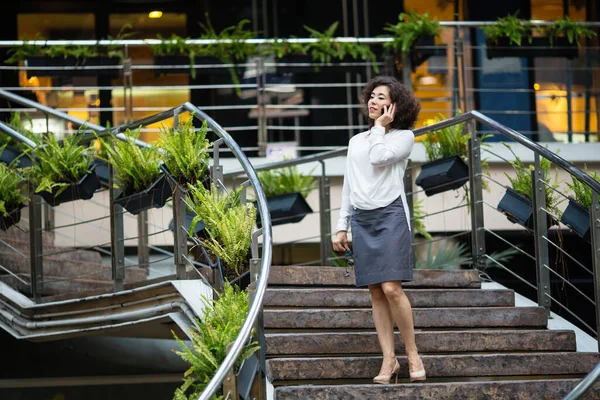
[264,266,600,399]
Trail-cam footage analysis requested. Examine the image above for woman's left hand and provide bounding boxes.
[375,103,396,127]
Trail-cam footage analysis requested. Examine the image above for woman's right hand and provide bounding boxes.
[332,231,350,253]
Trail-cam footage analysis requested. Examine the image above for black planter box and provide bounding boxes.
[409,34,437,69]
[560,198,590,241]
[153,55,242,76]
[168,212,206,237]
[25,56,122,77]
[39,168,102,207]
[497,187,533,228]
[91,158,110,188]
[0,146,34,168]
[0,206,23,231]
[415,155,469,197]
[486,37,579,60]
[257,192,313,227]
[277,54,370,74]
[114,174,173,215]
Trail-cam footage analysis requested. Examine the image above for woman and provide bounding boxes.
[332,75,425,384]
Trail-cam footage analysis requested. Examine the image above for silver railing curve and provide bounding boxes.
[0,90,273,398]
[564,361,600,400]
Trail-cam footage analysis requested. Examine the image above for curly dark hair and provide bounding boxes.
[361,75,421,130]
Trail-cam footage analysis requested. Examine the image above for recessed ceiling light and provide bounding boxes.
[148,11,163,19]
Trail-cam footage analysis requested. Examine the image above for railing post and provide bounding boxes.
[456,37,468,112]
[212,138,225,196]
[401,52,412,90]
[173,187,188,280]
[404,160,415,266]
[468,125,486,269]
[249,231,267,400]
[137,211,149,269]
[318,161,332,266]
[590,189,600,351]
[531,153,551,316]
[28,195,43,301]
[222,344,239,400]
[109,163,125,292]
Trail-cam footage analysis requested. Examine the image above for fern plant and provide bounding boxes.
[544,16,597,46]
[0,160,28,217]
[413,198,432,240]
[2,111,40,149]
[502,143,562,218]
[257,166,316,198]
[4,34,44,65]
[567,165,600,209]
[262,38,306,59]
[415,241,470,270]
[482,13,532,46]
[421,113,469,162]
[173,282,259,400]
[187,184,256,279]
[98,127,162,195]
[158,116,212,187]
[30,133,93,195]
[303,22,378,72]
[383,10,441,53]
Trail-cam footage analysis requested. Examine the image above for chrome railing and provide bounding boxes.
[0,89,273,399]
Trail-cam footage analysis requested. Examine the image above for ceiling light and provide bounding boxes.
[148,11,163,19]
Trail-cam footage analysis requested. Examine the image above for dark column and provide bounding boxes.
[96,9,113,128]
[0,4,20,122]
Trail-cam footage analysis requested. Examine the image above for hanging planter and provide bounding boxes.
[169,212,206,237]
[91,158,110,188]
[415,155,469,197]
[114,173,173,215]
[25,56,122,77]
[485,36,579,60]
[408,34,437,70]
[39,167,102,207]
[153,55,242,76]
[0,205,24,231]
[497,187,533,228]
[257,192,313,227]
[0,146,34,168]
[560,198,590,241]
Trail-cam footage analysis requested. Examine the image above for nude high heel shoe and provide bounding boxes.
[409,357,426,382]
[373,360,400,384]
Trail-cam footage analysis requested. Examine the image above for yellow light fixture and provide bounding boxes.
[533,83,540,91]
[148,11,163,19]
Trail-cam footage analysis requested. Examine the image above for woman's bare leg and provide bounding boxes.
[380,281,424,373]
[368,284,397,375]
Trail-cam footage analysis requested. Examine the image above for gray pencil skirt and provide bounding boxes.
[351,195,413,287]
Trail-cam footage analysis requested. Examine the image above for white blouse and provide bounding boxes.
[335,125,415,233]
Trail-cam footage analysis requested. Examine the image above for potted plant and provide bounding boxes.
[561,166,600,241]
[298,22,378,74]
[150,33,200,77]
[383,10,441,70]
[29,133,101,207]
[256,165,315,226]
[415,113,472,196]
[172,282,259,400]
[265,38,310,73]
[413,198,433,240]
[483,14,595,59]
[0,111,39,168]
[99,127,172,215]
[187,183,256,282]
[497,144,561,229]
[159,115,212,234]
[5,28,130,78]
[0,160,29,231]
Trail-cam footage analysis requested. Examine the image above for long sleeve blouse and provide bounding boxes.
[335,125,415,233]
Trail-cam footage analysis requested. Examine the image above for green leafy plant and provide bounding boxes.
[188,184,256,279]
[0,158,28,217]
[262,38,306,59]
[544,16,597,46]
[413,198,432,240]
[421,112,469,162]
[304,22,378,72]
[482,13,532,46]
[383,10,441,53]
[173,282,259,400]
[567,165,600,209]
[98,127,161,194]
[29,132,93,196]
[158,116,212,187]
[416,240,470,270]
[502,143,562,218]
[4,34,44,65]
[257,166,316,198]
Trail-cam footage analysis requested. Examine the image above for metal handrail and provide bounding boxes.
[0,20,599,47]
[225,110,600,195]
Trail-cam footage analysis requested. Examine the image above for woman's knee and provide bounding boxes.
[381,281,404,301]
[368,284,386,301]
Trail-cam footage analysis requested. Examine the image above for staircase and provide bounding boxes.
[264,266,600,399]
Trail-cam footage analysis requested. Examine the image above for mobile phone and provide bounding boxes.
[381,106,386,116]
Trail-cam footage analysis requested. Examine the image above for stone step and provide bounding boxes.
[266,352,600,382]
[264,307,547,329]
[264,288,514,308]
[0,224,55,249]
[265,330,576,356]
[269,266,481,288]
[0,251,147,282]
[274,379,600,400]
